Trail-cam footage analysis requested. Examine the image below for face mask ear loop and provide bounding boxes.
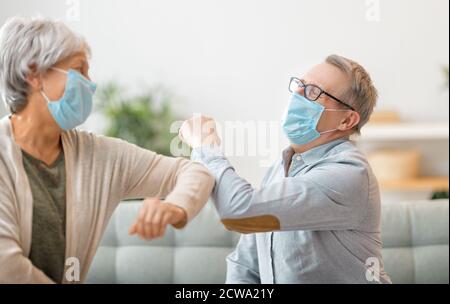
[40,90,51,104]
[51,67,68,74]
[319,128,339,135]
[38,72,50,104]
[39,68,67,103]
[55,68,96,93]
[319,109,354,135]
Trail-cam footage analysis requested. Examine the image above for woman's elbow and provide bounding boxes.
[192,162,215,195]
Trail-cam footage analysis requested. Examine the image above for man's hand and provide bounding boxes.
[179,114,221,149]
[129,198,187,240]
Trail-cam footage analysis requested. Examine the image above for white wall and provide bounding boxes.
[1,0,449,185]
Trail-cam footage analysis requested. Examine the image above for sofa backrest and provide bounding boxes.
[86,199,449,284]
[380,199,449,284]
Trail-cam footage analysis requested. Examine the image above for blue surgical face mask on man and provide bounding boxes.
[282,92,350,146]
[41,67,97,130]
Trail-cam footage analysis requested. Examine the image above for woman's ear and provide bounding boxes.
[25,63,42,92]
[338,111,360,131]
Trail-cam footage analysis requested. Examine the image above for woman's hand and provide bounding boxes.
[128,198,187,240]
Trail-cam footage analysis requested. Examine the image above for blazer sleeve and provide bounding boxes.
[96,135,215,224]
[0,186,55,284]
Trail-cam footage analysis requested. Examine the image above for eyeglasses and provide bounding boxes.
[288,77,355,111]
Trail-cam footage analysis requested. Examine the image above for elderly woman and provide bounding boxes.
[0,17,214,284]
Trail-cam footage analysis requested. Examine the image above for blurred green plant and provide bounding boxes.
[442,65,449,90]
[431,191,449,200]
[95,82,177,156]
[430,65,449,200]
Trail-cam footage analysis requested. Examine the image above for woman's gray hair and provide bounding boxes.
[0,16,91,113]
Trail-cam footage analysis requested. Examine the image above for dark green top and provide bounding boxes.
[22,149,66,283]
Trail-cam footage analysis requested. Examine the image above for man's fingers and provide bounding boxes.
[178,115,217,148]
[178,120,187,142]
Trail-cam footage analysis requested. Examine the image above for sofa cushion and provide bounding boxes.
[86,201,238,283]
[87,199,449,284]
[380,199,449,284]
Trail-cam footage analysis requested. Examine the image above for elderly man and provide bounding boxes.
[176,55,392,284]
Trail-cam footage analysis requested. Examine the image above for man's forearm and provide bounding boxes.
[191,148,281,233]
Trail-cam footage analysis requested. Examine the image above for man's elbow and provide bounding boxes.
[220,215,281,234]
[214,187,256,220]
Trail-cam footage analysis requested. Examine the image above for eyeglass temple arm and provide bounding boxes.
[323,92,355,111]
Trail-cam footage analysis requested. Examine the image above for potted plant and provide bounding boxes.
[95,82,178,156]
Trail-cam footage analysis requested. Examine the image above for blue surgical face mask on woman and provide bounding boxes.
[282,92,351,146]
[41,67,97,130]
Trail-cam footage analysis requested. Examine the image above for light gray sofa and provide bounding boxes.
[86,199,449,284]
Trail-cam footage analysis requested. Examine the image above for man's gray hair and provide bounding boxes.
[325,54,378,132]
[0,16,91,113]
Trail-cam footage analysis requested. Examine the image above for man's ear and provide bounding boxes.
[25,63,43,92]
[338,111,360,131]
